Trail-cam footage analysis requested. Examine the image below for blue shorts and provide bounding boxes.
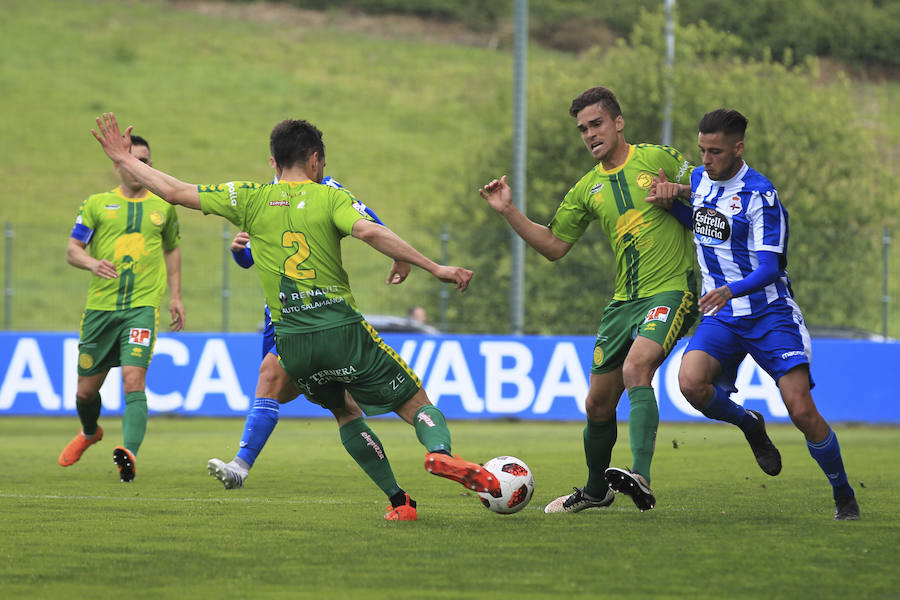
[685,298,814,392]
[261,305,276,359]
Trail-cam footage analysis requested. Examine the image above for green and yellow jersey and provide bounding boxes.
[198,180,373,333]
[549,144,696,301]
[73,187,180,311]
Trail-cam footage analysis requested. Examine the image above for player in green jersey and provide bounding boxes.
[480,86,698,512]
[92,112,501,517]
[59,134,185,483]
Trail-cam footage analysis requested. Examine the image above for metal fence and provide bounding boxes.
[1,220,895,338]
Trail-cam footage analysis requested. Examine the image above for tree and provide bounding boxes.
[428,10,890,334]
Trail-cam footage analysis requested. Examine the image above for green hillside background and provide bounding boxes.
[1,0,897,335]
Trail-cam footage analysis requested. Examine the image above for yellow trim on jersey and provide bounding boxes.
[594,144,635,176]
[661,290,696,354]
[114,187,151,201]
[360,319,422,387]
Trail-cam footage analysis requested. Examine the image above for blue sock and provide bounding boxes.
[807,429,853,499]
[701,385,755,432]
[236,398,280,468]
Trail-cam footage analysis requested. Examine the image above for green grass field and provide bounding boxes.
[2,417,898,599]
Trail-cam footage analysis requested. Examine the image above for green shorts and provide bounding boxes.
[592,290,697,374]
[77,306,159,376]
[275,319,422,416]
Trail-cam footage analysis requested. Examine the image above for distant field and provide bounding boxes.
[2,417,898,599]
[1,0,896,334]
[0,0,538,332]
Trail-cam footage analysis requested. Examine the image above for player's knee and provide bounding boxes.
[584,393,617,421]
[786,398,822,433]
[678,369,704,401]
[621,359,654,389]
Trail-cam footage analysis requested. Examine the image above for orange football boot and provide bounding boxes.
[384,493,418,521]
[424,453,500,497]
[58,426,104,467]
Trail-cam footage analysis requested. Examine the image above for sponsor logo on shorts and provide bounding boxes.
[593,346,604,366]
[390,373,407,390]
[780,350,806,360]
[645,306,671,322]
[310,366,358,385]
[78,353,94,370]
[693,208,730,246]
[129,328,152,347]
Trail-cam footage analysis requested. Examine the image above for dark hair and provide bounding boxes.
[130,134,150,152]
[569,86,622,118]
[698,109,747,139]
[269,119,324,170]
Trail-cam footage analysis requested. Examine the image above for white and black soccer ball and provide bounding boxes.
[478,456,534,514]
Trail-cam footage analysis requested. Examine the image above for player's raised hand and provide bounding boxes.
[646,168,675,209]
[479,175,513,214]
[91,258,118,279]
[431,265,473,292]
[169,298,186,332]
[387,260,411,285]
[91,113,134,164]
[231,231,251,252]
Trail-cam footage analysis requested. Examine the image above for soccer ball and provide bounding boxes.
[478,456,534,514]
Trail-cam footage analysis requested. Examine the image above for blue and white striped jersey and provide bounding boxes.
[689,162,793,318]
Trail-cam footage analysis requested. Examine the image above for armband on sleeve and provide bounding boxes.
[232,245,254,269]
[71,222,94,245]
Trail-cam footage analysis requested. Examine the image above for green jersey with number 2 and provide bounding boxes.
[199,180,373,333]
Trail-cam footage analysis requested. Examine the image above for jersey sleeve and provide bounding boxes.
[198,181,261,229]
[660,146,694,184]
[548,185,591,244]
[330,187,373,235]
[71,197,97,244]
[747,188,786,254]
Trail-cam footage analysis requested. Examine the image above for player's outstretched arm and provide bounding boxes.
[351,220,472,291]
[479,175,572,261]
[91,112,201,210]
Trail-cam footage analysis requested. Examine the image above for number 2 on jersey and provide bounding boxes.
[282,231,316,280]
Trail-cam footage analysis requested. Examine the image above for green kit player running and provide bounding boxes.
[59,134,185,483]
[480,86,698,512]
[92,112,501,517]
